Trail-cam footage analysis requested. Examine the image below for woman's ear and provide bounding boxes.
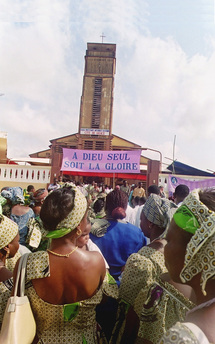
[7,242,13,251]
[76,224,82,237]
[2,246,10,259]
[147,219,153,229]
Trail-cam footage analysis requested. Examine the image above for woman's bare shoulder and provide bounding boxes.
[76,249,105,268]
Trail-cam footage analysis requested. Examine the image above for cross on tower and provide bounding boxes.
[100,32,106,43]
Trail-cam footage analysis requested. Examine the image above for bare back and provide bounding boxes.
[11,204,31,216]
[31,248,106,305]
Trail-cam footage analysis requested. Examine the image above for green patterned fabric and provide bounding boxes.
[173,205,200,234]
[64,303,80,322]
[107,272,117,285]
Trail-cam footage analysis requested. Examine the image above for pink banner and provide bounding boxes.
[61,149,141,173]
[168,175,215,196]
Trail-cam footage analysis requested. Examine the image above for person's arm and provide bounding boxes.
[0,264,13,282]
[120,306,139,344]
[88,250,106,288]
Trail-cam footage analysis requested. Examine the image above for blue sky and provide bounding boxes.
[1,0,215,172]
[147,1,215,56]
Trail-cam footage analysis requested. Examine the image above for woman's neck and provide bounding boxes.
[149,238,166,253]
[149,225,166,242]
[0,259,12,282]
[49,235,76,251]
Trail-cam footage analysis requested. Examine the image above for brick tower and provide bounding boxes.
[77,43,116,151]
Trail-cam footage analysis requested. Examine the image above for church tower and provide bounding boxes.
[30,41,150,185]
[77,43,116,150]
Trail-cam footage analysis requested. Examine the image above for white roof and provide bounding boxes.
[9,157,50,165]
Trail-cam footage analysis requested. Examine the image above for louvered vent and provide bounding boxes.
[92,78,102,128]
[95,141,105,150]
[84,141,93,150]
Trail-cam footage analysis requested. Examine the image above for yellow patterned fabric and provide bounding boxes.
[134,281,194,344]
[111,246,167,343]
[179,189,215,295]
[56,184,87,232]
[5,251,21,272]
[0,252,21,328]
[119,246,167,306]
[0,214,18,249]
[159,322,211,344]
[25,252,118,343]
[112,246,194,344]
[26,217,48,248]
[0,279,14,327]
[0,219,21,329]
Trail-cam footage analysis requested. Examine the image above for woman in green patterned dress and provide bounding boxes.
[160,188,215,344]
[13,184,118,343]
[111,193,194,344]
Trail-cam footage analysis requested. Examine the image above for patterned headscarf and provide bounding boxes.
[0,214,18,249]
[143,194,172,229]
[33,189,48,204]
[45,183,88,239]
[0,196,7,214]
[1,187,25,205]
[178,189,215,295]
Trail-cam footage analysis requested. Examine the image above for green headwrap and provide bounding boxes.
[173,205,200,234]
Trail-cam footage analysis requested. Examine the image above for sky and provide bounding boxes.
[1,0,215,172]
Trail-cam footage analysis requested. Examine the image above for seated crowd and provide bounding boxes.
[0,178,213,343]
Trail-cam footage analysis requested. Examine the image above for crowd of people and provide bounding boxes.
[0,177,214,343]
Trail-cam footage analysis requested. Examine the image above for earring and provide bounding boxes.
[76,228,82,237]
[148,221,153,230]
[5,248,10,259]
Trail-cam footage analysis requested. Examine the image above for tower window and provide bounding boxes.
[92,78,102,128]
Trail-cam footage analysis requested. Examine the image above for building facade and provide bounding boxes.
[30,42,153,186]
